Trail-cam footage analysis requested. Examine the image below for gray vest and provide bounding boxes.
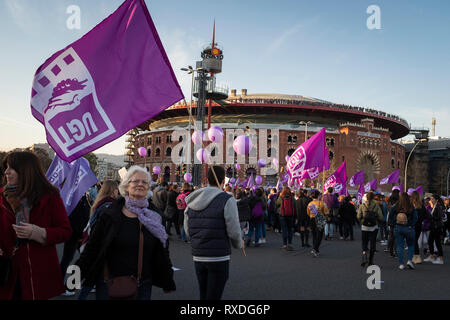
[187,192,232,257]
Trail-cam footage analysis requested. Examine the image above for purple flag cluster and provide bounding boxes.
[31,0,183,162]
[46,155,98,215]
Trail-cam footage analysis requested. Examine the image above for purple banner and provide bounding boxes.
[364,178,378,193]
[380,169,399,185]
[31,0,183,162]
[46,155,98,215]
[324,161,347,195]
[349,170,364,187]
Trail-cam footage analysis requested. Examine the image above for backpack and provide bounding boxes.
[362,204,378,227]
[176,192,189,210]
[251,201,264,221]
[281,196,294,217]
[396,212,408,225]
[308,202,326,230]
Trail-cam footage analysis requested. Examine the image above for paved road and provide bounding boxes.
[55,228,450,300]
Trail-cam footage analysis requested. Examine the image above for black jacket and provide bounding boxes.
[75,197,176,291]
[236,197,251,222]
[338,201,357,223]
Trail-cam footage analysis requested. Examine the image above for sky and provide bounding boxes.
[0,0,449,155]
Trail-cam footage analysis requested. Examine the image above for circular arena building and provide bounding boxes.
[127,89,409,192]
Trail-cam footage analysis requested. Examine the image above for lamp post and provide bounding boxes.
[299,121,313,142]
[447,167,450,196]
[404,138,427,192]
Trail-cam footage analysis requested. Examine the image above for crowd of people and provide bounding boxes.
[1,151,449,300]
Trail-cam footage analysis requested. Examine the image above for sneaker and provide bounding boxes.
[260,238,266,244]
[62,290,76,297]
[424,255,435,262]
[281,245,287,250]
[340,237,344,240]
[294,232,300,236]
[310,249,319,257]
[398,264,405,270]
[406,261,415,269]
[432,257,444,265]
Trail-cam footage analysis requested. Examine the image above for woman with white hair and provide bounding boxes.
[75,166,176,300]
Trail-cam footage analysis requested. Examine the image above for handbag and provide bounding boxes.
[105,224,144,300]
[0,256,12,286]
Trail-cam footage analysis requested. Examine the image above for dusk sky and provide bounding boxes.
[1,0,449,155]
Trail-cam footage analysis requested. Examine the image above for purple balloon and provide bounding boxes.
[196,148,210,163]
[138,147,146,157]
[272,158,279,167]
[184,173,192,183]
[230,178,236,184]
[257,159,266,168]
[233,135,253,155]
[152,166,161,175]
[255,175,263,185]
[235,163,241,170]
[192,131,204,145]
[208,126,223,142]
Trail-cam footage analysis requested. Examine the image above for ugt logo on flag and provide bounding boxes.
[31,0,183,162]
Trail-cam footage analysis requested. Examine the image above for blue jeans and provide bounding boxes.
[248,222,262,243]
[194,261,229,300]
[280,216,294,245]
[394,225,415,265]
[325,222,334,237]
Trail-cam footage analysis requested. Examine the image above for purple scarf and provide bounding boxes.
[125,196,168,247]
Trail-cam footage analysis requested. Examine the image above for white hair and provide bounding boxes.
[118,165,151,197]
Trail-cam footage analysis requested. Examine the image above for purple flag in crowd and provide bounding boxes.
[31,0,183,162]
[349,170,365,187]
[246,173,254,188]
[364,178,378,193]
[415,185,423,195]
[46,155,98,215]
[298,147,329,181]
[286,128,326,180]
[357,184,365,204]
[380,169,399,185]
[324,161,347,195]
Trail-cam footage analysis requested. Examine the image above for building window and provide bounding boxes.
[211,147,216,157]
[166,135,172,143]
[342,156,345,162]
[156,137,161,144]
[398,161,400,169]
[288,136,292,143]
[147,137,152,145]
[391,148,395,156]
[267,134,272,143]
[287,148,295,156]
[267,148,272,157]
[179,136,183,142]
[293,136,297,144]
[178,148,184,157]
[391,158,395,168]
[329,151,334,160]
[155,148,160,157]
[147,148,151,157]
[166,147,172,156]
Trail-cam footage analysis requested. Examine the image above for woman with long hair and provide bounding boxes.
[423,194,445,265]
[410,191,426,264]
[0,151,72,300]
[391,192,418,270]
[386,189,400,257]
[357,192,384,267]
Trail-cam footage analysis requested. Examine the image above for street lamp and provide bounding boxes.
[299,121,313,142]
[404,138,427,192]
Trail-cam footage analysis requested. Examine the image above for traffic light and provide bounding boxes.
[182,163,187,174]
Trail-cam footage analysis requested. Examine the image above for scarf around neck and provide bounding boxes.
[124,196,168,247]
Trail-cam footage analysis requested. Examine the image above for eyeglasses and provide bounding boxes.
[129,179,149,186]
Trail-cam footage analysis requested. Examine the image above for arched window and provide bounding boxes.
[166,147,172,156]
[329,151,334,160]
[178,147,184,157]
[288,136,292,143]
[178,136,183,142]
[267,148,272,157]
[293,136,297,144]
[211,147,217,157]
[287,148,295,156]
[147,148,151,157]
[155,148,160,157]
[391,159,395,168]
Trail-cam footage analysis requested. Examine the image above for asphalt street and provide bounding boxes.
[54,227,450,300]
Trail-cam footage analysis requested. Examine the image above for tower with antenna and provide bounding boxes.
[431,117,436,137]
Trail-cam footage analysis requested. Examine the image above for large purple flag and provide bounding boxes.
[364,178,378,192]
[31,0,183,162]
[349,170,364,187]
[324,161,347,195]
[46,155,98,215]
[415,185,423,196]
[298,147,329,181]
[380,169,399,185]
[287,128,326,180]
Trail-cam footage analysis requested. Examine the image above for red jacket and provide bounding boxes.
[0,189,72,300]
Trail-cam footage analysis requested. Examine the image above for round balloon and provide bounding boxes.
[235,163,241,170]
[233,135,253,155]
[152,166,161,175]
[255,175,263,185]
[184,173,192,183]
[257,159,266,168]
[138,147,146,157]
[208,126,223,142]
[272,158,279,167]
[230,178,236,184]
[196,148,210,163]
[192,131,204,145]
